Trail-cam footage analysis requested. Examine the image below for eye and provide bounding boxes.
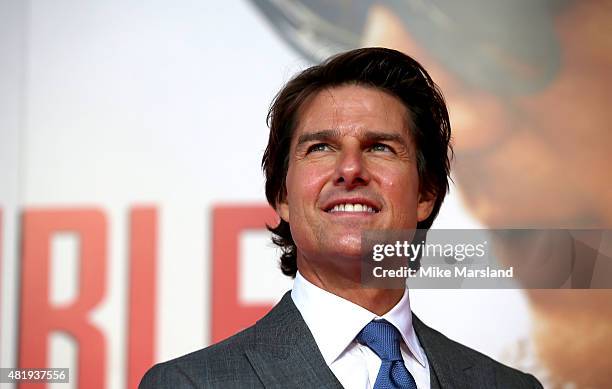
[369,143,394,153]
[306,143,332,153]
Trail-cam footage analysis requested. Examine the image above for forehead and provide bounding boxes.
[294,84,412,138]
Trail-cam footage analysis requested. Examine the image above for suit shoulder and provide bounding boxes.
[456,340,543,389]
[139,360,197,389]
[415,318,543,388]
[139,326,257,389]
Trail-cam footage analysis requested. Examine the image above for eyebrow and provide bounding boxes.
[296,129,341,146]
[296,129,410,149]
[363,131,409,149]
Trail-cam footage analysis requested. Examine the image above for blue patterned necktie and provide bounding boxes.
[356,319,418,389]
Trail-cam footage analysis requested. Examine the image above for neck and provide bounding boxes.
[297,255,405,316]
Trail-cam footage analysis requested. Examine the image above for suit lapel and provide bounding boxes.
[245,292,344,389]
[244,292,499,389]
[412,314,495,389]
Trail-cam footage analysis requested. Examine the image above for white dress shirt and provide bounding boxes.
[291,272,430,389]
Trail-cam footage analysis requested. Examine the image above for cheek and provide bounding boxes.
[287,163,331,204]
[376,163,419,190]
[376,166,421,212]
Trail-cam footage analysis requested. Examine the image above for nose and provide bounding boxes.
[333,145,371,189]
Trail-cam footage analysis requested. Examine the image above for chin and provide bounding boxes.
[331,235,363,256]
[331,247,363,260]
[308,241,363,263]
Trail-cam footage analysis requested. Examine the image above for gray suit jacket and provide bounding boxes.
[140,292,542,388]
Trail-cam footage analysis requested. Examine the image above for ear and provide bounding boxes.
[276,197,290,223]
[416,191,436,222]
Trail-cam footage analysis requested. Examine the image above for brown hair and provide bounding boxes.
[262,47,453,277]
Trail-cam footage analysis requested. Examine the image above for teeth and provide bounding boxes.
[329,203,376,213]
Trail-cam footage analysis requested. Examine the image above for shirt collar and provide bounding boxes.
[291,271,427,367]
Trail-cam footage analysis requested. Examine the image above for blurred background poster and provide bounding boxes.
[1,1,610,388]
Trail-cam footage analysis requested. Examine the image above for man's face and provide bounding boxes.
[277,85,434,273]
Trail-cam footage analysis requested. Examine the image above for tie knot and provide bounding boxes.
[356,320,403,361]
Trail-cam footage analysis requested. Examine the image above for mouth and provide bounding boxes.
[324,200,380,214]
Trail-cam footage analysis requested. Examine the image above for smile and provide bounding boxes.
[327,203,379,213]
